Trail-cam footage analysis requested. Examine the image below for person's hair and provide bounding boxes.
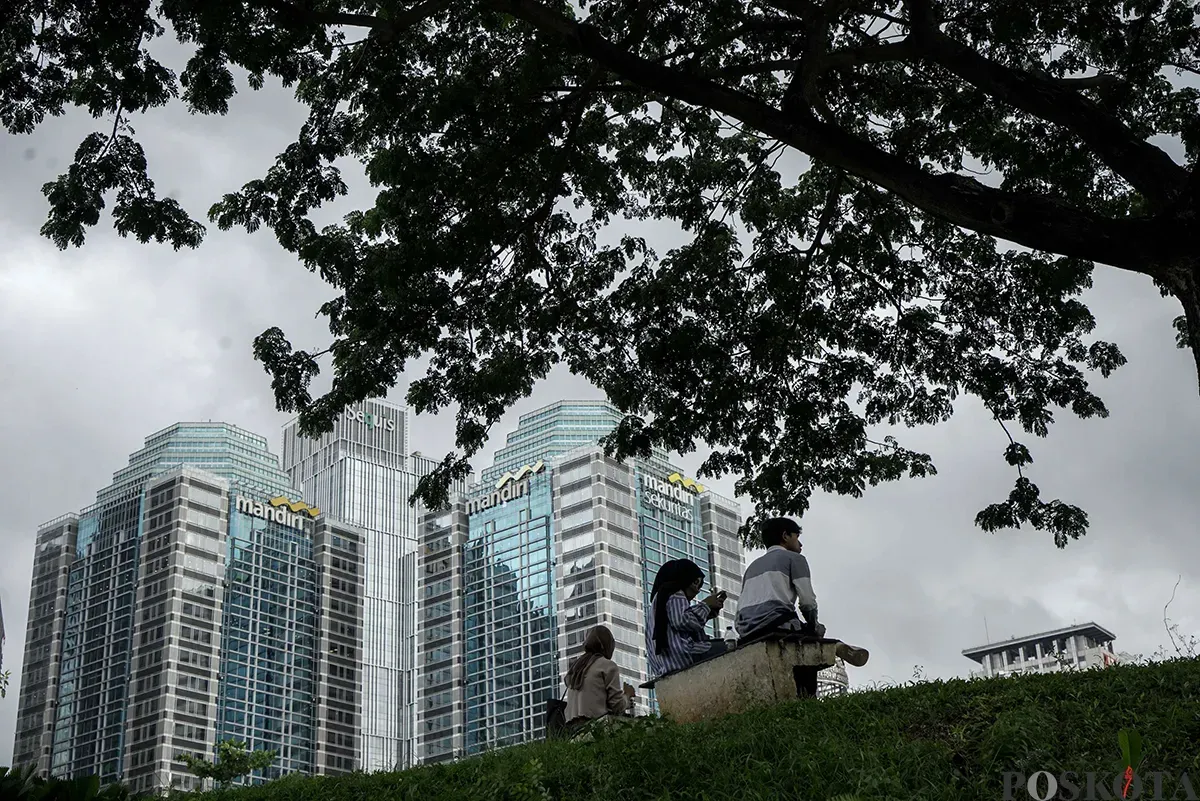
[761,517,802,548]
[649,559,705,656]
[565,625,616,690]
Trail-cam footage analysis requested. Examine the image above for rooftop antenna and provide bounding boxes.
[984,616,990,644]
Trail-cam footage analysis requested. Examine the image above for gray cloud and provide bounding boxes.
[3,48,1198,764]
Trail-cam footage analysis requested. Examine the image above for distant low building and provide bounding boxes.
[962,622,1125,678]
[817,657,848,697]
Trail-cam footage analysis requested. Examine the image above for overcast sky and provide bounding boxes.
[3,37,1199,764]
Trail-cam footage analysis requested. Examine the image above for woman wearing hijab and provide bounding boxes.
[645,558,728,678]
[564,625,636,725]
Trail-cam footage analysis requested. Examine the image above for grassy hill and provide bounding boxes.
[7,658,1199,800]
[188,658,1200,801]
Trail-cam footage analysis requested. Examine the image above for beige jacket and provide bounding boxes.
[564,655,629,722]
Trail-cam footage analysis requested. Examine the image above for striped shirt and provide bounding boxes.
[645,591,716,678]
[734,546,818,640]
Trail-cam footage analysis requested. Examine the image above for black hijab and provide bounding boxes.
[650,559,705,656]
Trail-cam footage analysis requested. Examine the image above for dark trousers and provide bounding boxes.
[740,609,808,646]
[690,639,729,667]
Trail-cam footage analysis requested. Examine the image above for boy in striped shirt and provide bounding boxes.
[735,517,868,668]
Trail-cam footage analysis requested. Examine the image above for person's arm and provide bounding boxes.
[791,553,819,627]
[602,662,629,715]
[666,592,711,636]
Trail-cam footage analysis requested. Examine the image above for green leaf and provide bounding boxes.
[1119,728,1143,772]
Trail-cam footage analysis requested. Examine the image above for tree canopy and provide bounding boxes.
[4,0,1199,545]
[177,738,277,789]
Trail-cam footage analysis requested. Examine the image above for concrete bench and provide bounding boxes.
[640,639,839,724]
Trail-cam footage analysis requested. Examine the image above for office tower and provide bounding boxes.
[212,490,365,782]
[10,423,365,794]
[417,403,745,764]
[962,622,1130,678]
[698,494,744,627]
[282,400,467,771]
[415,498,470,762]
[12,515,80,776]
[481,400,624,486]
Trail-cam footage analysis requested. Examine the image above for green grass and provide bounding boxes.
[188,658,1200,801]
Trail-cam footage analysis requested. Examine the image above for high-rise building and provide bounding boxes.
[962,622,1128,678]
[282,399,468,771]
[12,514,79,777]
[10,423,365,794]
[480,400,625,486]
[416,403,744,764]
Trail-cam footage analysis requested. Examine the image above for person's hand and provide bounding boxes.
[623,682,636,698]
[703,591,726,612]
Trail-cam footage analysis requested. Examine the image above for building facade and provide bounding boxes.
[816,658,849,697]
[281,399,468,771]
[962,622,1126,678]
[415,499,470,762]
[480,400,626,486]
[417,402,744,764]
[11,423,365,794]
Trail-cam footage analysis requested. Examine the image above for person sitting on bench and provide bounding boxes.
[646,559,728,678]
[564,625,636,727]
[735,517,868,667]
[735,517,822,643]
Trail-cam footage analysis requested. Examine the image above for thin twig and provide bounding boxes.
[1163,574,1183,657]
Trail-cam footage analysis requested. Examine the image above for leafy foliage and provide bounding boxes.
[1,668,9,698]
[0,766,135,801]
[177,739,278,790]
[5,0,1200,544]
[175,658,1200,801]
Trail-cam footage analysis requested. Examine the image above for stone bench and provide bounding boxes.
[640,639,839,724]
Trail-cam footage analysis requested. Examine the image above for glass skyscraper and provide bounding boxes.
[461,468,557,753]
[282,399,468,771]
[216,509,319,776]
[481,400,624,485]
[417,401,744,763]
[11,423,365,793]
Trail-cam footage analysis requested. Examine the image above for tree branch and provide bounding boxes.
[257,0,454,39]
[823,39,921,69]
[901,0,1187,209]
[797,0,852,121]
[714,48,1115,86]
[802,172,844,273]
[656,17,808,67]
[1056,74,1122,90]
[496,0,1198,276]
